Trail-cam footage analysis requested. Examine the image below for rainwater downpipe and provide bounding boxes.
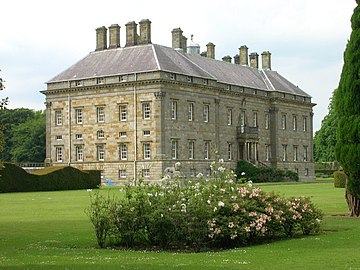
[68,92,72,166]
[133,73,138,185]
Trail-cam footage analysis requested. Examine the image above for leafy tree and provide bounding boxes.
[333,0,360,216]
[313,94,337,162]
[0,70,7,160]
[0,109,45,162]
[10,111,45,163]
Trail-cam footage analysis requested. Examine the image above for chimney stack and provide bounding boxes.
[172,27,183,49]
[249,52,259,68]
[139,19,152,45]
[108,24,120,49]
[96,26,108,51]
[181,35,188,53]
[261,51,271,70]
[222,55,232,63]
[239,45,249,66]
[125,21,138,47]
[234,54,240,64]
[206,42,215,59]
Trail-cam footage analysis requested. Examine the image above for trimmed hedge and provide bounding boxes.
[0,163,100,193]
[236,160,298,183]
[333,171,347,188]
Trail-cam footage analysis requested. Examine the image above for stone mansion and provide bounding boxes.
[41,19,315,183]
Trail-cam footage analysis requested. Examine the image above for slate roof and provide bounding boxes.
[48,43,310,97]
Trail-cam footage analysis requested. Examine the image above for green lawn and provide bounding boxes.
[0,183,359,269]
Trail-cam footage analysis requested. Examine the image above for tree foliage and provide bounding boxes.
[10,111,45,163]
[333,1,360,216]
[313,94,337,162]
[0,109,45,163]
[0,71,6,159]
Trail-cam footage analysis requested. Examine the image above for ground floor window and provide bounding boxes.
[142,168,150,178]
[118,169,127,178]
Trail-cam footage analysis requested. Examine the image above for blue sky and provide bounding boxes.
[0,0,356,131]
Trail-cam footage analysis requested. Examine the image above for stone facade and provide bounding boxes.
[42,20,315,184]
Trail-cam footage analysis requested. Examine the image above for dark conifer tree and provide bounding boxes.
[334,0,360,216]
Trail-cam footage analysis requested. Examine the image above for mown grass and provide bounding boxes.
[0,183,359,269]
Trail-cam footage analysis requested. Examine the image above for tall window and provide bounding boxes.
[171,100,177,120]
[281,114,287,130]
[203,104,209,122]
[76,145,83,161]
[142,102,151,119]
[97,107,105,123]
[204,141,210,160]
[188,102,194,121]
[75,108,83,124]
[56,147,63,162]
[293,145,298,161]
[55,110,62,126]
[227,108,233,125]
[227,143,233,160]
[265,113,270,130]
[171,140,178,160]
[303,116,308,132]
[253,111,258,127]
[282,144,287,161]
[120,143,127,160]
[119,105,127,121]
[293,115,297,131]
[143,143,151,159]
[265,144,270,161]
[188,141,194,159]
[241,111,246,127]
[97,145,105,161]
[303,146,308,161]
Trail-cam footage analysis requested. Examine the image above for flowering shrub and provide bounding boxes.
[87,161,322,251]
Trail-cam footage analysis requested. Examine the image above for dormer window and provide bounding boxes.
[119,75,127,82]
[75,80,83,87]
[170,73,176,80]
[96,77,104,84]
[187,76,193,83]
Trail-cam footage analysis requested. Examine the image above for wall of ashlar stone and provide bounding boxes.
[44,73,315,184]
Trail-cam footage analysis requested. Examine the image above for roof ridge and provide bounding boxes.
[259,70,275,91]
[151,44,161,70]
[175,50,216,79]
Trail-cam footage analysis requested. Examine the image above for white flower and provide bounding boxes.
[241,172,246,176]
[219,158,224,164]
[218,166,226,172]
[247,180,253,188]
[196,172,204,178]
[180,203,187,213]
[86,189,92,192]
[218,201,225,207]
